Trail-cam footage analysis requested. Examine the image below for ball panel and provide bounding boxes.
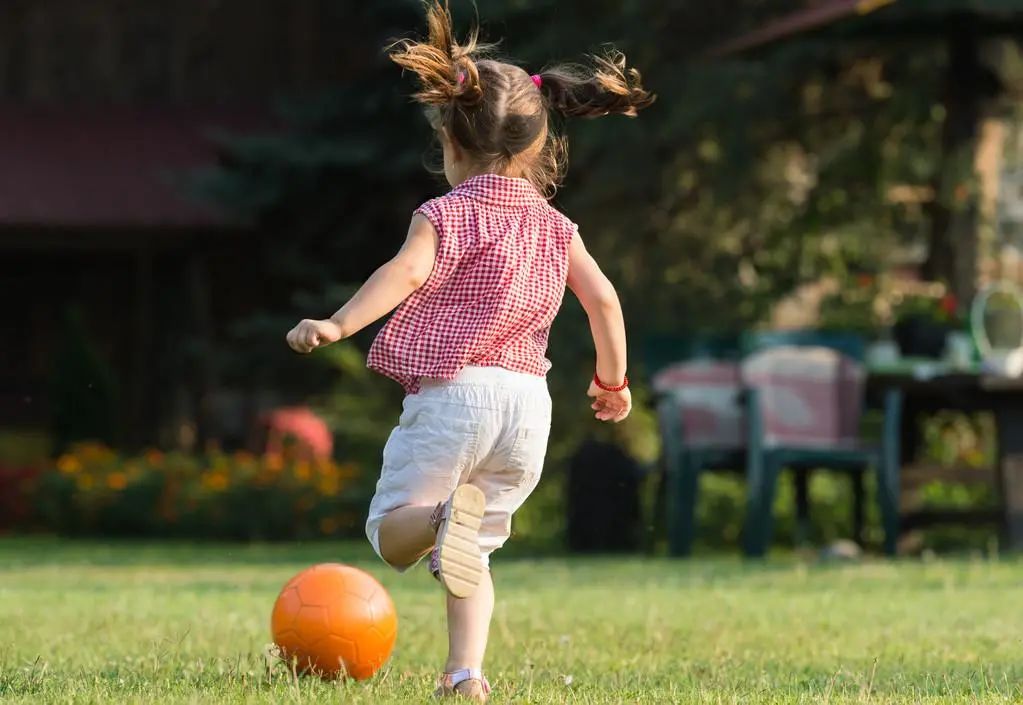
[326,593,374,640]
[357,626,387,671]
[315,634,358,678]
[273,628,306,656]
[367,585,398,643]
[293,604,331,647]
[270,586,303,640]
[295,565,348,607]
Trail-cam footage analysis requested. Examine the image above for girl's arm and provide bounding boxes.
[286,215,438,353]
[566,231,631,423]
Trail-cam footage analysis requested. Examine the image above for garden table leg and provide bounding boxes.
[898,397,923,466]
[995,402,1023,551]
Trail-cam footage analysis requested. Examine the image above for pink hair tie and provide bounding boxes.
[530,74,542,89]
[457,71,466,85]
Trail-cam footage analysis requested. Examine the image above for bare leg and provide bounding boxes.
[377,505,436,568]
[445,568,494,672]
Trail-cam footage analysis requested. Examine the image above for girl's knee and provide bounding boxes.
[378,544,422,573]
[372,526,427,573]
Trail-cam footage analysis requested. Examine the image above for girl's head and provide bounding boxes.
[389,1,654,196]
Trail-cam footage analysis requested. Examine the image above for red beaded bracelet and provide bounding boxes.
[593,372,629,392]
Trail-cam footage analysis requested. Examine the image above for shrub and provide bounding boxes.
[30,443,366,540]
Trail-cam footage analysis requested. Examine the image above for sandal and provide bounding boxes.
[435,668,492,702]
[428,484,486,599]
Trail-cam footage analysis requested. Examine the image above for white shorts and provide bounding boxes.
[366,366,552,570]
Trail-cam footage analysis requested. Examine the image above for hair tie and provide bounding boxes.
[457,71,466,85]
[530,74,542,89]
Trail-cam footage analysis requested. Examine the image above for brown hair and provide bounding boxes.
[389,1,654,197]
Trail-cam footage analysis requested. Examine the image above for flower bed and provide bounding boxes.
[31,443,366,540]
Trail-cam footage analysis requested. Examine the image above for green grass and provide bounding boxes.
[2,539,1022,704]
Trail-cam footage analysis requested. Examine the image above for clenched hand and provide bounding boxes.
[286,319,344,353]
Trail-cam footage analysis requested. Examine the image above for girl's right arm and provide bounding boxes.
[566,232,632,423]
[286,215,438,353]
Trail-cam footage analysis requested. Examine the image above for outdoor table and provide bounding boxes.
[867,364,1023,549]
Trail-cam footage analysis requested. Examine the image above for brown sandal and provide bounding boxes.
[435,668,491,702]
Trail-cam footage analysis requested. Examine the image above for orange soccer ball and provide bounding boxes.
[271,563,398,680]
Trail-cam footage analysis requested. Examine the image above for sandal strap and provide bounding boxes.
[441,668,491,694]
[428,547,441,579]
[429,501,447,533]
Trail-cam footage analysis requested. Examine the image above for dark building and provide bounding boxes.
[1,2,353,449]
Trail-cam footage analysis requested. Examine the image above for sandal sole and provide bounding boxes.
[436,484,486,599]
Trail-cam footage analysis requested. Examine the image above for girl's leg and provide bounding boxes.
[445,568,494,672]
[377,505,436,568]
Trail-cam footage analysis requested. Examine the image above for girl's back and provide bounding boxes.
[368,173,576,393]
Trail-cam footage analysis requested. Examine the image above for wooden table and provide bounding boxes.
[868,371,1023,549]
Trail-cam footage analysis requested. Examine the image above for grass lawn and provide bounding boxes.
[1,539,1022,704]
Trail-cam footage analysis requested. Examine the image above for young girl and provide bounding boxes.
[286,2,652,699]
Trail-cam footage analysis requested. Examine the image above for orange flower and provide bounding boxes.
[201,472,229,491]
[144,449,165,466]
[56,454,82,475]
[76,442,115,463]
[294,461,312,481]
[106,473,128,491]
[265,453,284,472]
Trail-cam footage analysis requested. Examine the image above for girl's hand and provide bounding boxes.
[587,380,632,423]
[286,319,344,353]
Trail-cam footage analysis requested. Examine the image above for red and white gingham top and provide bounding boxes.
[367,174,576,393]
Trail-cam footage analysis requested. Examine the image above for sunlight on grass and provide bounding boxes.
[2,539,1022,703]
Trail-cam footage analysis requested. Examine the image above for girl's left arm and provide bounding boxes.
[286,215,438,353]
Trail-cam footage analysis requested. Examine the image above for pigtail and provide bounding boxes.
[538,49,654,118]
[390,4,652,197]
[388,1,485,108]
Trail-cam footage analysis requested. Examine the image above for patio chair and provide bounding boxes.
[742,330,871,546]
[649,334,744,556]
[740,345,902,556]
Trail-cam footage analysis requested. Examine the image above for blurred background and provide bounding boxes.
[4,0,1023,557]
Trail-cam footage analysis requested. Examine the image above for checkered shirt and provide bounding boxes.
[367,174,576,393]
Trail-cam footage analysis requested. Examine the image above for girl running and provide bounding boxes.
[287,2,652,699]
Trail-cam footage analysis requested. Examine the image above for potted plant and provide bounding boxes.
[892,292,959,359]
